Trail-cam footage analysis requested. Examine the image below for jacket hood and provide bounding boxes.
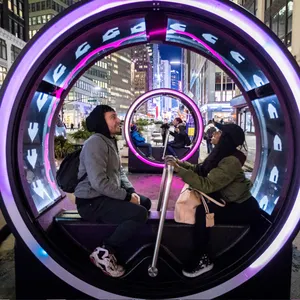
[86,105,115,139]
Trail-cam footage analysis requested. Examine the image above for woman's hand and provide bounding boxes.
[165,155,180,172]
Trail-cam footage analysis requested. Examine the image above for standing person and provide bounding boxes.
[166,117,189,157]
[160,118,170,145]
[74,105,152,278]
[204,120,216,154]
[166,123,260,278]
[130,124,155,160]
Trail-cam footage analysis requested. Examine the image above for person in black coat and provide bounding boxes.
[166,117,189,157]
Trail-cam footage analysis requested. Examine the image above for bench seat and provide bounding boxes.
[54,210,250,263]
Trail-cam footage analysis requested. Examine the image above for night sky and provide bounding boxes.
[159,44,182,75]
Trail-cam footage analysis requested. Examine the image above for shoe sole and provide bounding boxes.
[182,264,214,278]
[89,255,125,278]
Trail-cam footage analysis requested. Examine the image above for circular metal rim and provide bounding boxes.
[0,0,299,299]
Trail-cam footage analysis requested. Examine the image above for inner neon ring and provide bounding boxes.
[124,88,203,167]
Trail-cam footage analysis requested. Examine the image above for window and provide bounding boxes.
[36,2,40,11]
[11,45,21,63]
[37,16,42,24]
[31,3,36,12]
[18,2,23,18]
[47,14,52,21]
[29,17,32,26]
[278,6,286,40]
[8,0,12,10]
[19,25,24,40]
[32,16,36,25]
[0,66,7,85]
[0,39,7,60]
[14,22,19,38]
[42,15,47,23]
[8,18,13,34]
[41,1,46,9]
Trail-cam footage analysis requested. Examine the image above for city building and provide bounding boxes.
[107,49,134,118]
[28,0,110,126]
[131,44,152,114]
[170,69,180,109]
[187,50,236,124]
[0,0,29,87]
[232,0,299,132]
[160,59,171,114]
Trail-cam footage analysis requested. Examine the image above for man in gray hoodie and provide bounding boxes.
[75,105,151,277]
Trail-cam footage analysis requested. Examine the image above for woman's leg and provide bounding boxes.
[182,204,213,277]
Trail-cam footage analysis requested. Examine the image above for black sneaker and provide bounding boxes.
[182,254,214,278]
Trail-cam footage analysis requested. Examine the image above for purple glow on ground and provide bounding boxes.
[124,88,203,167]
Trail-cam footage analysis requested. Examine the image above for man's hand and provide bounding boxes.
[130,193,140,205]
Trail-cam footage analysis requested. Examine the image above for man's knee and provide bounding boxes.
[133,205,148,223]
[141,196,151,211]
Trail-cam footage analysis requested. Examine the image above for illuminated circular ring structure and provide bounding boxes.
[0,0,299,298]
[124,88,203,167]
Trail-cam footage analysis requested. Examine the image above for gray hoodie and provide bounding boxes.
[74,133,133,200]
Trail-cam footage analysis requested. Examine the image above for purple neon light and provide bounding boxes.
[124,88,203,168]
[0,0,299,298]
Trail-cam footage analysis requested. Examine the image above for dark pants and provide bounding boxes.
[137,143,152,157]
[187,197,260,267]
[166,142,184,157]
[76,195,151,253]
[206,140,213,154]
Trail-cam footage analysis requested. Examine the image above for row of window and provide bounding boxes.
[8,0,24,19]
[87,67,108,78]
[92,79,108,89]
[29,14,53,26]
[0,39,21,62]
[8,17,24,40]
[29,0,66,13]
[265,0,293,47]
[94,60,108,69]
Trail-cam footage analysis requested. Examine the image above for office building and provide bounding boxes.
[0,0,29,87]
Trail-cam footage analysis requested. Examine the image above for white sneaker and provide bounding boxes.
[182,254,214,278]
[90,247,125,277]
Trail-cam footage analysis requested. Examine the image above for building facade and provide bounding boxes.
[233,0,299,132]
[28,0,111,126]
[0,0,28,88]
[107,49,134,118]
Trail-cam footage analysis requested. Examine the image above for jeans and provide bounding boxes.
[137,143,152,157]
[186,197,261,268]
[76,194,151,252]
[206,140,213,154]
[166,142,182,157]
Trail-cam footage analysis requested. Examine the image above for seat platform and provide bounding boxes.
[54,209,250,263]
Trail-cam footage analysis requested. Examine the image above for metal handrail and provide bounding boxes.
[157,166,167,211]
[161,129,170,160]
[148,164,174,277]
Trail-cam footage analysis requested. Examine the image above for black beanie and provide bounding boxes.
[214,122,245,147]
[86,105,115,139]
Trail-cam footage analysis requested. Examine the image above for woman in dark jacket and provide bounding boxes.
[166,123,261,278]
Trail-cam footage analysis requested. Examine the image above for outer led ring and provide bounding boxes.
[0,0,299,299]
[124,88,203,167]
